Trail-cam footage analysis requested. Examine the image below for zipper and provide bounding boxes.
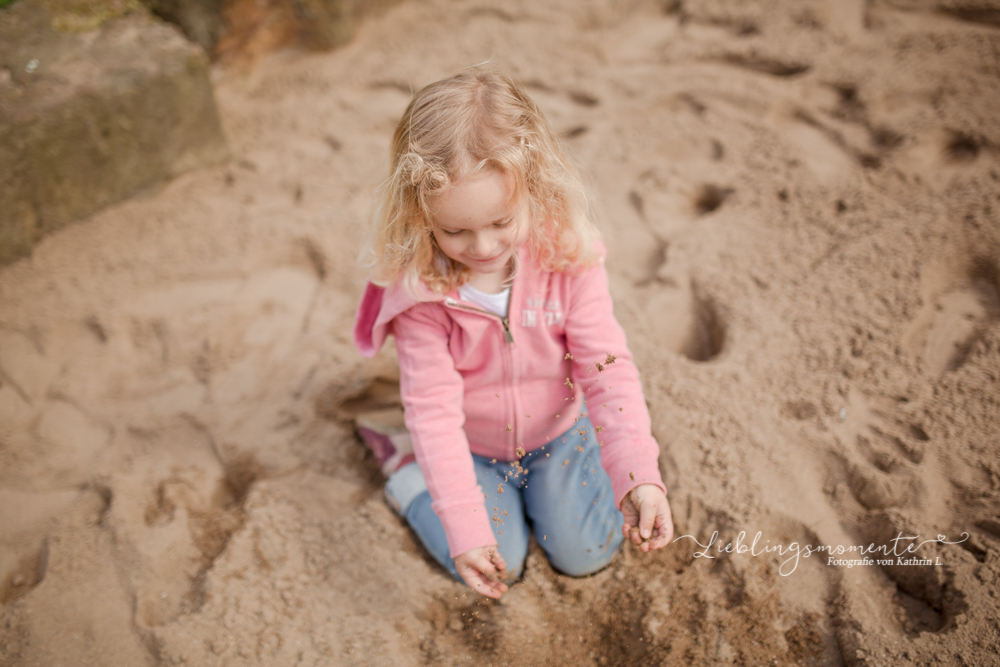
[444,298,515,345]
[444,295,518,458]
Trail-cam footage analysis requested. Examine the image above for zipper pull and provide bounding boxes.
[501,318,515,345]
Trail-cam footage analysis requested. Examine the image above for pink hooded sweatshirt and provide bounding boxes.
[353,244,666,558]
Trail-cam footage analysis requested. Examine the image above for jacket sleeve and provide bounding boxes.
[564,261,667,509]
[392,302,497,558]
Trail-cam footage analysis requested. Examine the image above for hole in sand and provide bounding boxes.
[889,562,968,636]
[904,256,1000,376]
[682,287,726,362]
[870,126,903,150]
[568,90,600,107]
[858,153,882,169]
[939,7,1000,29]
[944,132,979,163]
[663,0,682,16]
[222,454,263,507]
[847,462,909,510]
[694,184,733,216]
[562,125,589,139]
[628,190,644,217]
[721,54,811,77]
[830,83,866,123]
[870,450,901,474]
[710,139,724,160]
[864,512,968,634]
[895,586,943,633]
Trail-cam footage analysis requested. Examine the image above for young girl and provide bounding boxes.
[353,67,673,598]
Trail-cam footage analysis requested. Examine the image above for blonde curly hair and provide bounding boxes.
[365,66,601,296]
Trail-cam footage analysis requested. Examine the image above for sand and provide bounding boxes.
[1,0,999,664]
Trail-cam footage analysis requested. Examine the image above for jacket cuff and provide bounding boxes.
[431,491,498,558]
[602,443,666,510]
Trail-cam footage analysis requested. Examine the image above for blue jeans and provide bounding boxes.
[385,413,625,580]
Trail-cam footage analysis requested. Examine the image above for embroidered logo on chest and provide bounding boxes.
[521,296,563,327]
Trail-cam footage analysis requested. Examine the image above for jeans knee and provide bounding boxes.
[545,529,623,577]
[505,551,527,580]
[498,532,529,579]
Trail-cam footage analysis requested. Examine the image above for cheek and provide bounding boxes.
[434,233,464,257]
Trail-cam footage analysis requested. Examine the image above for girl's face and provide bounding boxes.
[429,169,526,285]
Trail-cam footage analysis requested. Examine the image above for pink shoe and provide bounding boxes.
[355,408,415,477]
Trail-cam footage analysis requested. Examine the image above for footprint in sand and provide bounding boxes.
[903,256,1000,377]
[624,176,731,363]
[831,389,984,634]
[831,391,936,512]
[0,487,82,604]
[108,419,260,628]
[625,239,727,363]
[898,127,987,182]
[861,510,967,635]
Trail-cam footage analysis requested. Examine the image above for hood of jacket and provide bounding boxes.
[354,277,444,359]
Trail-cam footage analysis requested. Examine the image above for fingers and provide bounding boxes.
[467,571,508,599]
[622,487,675,552]
[455,547,510,599]
[654,502,674,546]
[648,495,674,550]
[621,489,641,543]
[487,547,508,577]
[638,495,657,542]
[458,563,507,598]
[623,487,652,547]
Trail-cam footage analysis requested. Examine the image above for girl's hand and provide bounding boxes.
[453,545,510,599]
[621,484,673,552]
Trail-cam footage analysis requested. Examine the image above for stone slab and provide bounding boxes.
[0,0,229,266]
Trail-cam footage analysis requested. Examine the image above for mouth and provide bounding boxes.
[469,253,503,264]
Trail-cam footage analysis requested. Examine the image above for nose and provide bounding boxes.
[469,231,494,259]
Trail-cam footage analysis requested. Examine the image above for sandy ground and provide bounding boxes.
[2,0,1000,664]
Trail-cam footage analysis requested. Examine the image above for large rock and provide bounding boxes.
[215,0,405,65]
[0,1,229,266]
[143,0,224,52]
[293,0,404,49]
[140,0,406,62]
